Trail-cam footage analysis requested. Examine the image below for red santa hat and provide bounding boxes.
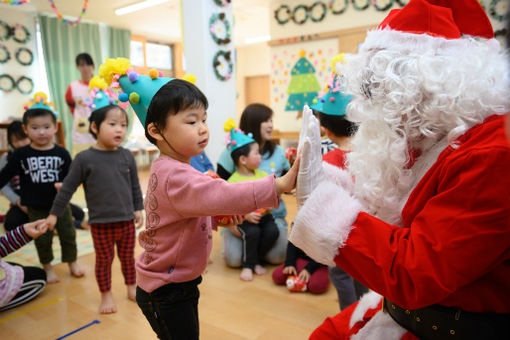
[360,0,497,54]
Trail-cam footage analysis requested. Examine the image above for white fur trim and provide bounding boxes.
[351,310,408,340]
[349,291,383,328]
[322,162,355,195]
[289,181,362,267]
[353,28,500,60]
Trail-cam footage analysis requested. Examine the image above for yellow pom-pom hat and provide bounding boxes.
[99,58,196,126]
[24,91,57,115]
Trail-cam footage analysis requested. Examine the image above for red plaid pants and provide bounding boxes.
[90,220,136,292]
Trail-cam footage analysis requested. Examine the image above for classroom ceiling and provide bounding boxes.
[29,0,270,45]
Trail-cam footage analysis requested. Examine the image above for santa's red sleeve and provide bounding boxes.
[65,84,75,115]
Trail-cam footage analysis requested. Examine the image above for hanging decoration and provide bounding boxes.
[15,47,33,66]
[329,0,348,14]
[0,44,10,64]
[213,0,230,7]
[48,0,89,27]
[373,0,394,11]
[292,4,309,25]
[352,0,370,10]
[494,28,508,47]
[0,0,30,4]
[16,76,34,94]
[0,21,11,41]
[395,0,410,6]
[489,0,507,22]
[275,5,292,25]
[310,1,327,22]
[0,74,16,92]
[209,13,231,45]
[12,23,30,43]
[212,50,233,81]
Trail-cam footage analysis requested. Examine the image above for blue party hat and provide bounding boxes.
[88,76,117,112]
[24,92,57,115]
[223,118,255,154]
[310,74,353,116]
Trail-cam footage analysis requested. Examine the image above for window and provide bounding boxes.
[129,36,173,76]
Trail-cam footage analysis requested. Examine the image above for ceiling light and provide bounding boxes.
[244,35,271,45]
[115,0,169,16]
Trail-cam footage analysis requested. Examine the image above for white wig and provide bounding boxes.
[338,30,510,224]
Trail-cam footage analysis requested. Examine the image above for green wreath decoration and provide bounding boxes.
[15,47,33,66]
[310,1,327,22]
[292,4,309,25]
[489,0,507,22]
[0,20,12,41]
[209,13,231,45]
[12,23,30,44]
[373,0,394,11]
[16,76,33,94]
[395,0,409,7]
[212,50,233,81]
[329,0,348,14]
[0,74,15,92]
[352,0,370,10]
[0,44,10,64]
[274,5,292,25]
[213,0,231,7]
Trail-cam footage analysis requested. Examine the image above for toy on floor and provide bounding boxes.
[286,275,307,292]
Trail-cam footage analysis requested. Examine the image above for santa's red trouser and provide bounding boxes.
[310,298,418,340]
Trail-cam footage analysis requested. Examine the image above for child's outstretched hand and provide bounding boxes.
[134,210,144,229]
[219,215,245,228]
[46,214,57,231]
[282,266,297,276]
[275,156,300,195]
[24,219,48,238]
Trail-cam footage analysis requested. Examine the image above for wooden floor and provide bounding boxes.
[0,170,339,340]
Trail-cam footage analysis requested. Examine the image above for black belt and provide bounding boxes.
[383,298,510,340]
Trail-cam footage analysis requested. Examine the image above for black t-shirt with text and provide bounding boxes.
[0,144,71,210]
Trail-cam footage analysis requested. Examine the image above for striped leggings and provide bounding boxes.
[0,264,46,311]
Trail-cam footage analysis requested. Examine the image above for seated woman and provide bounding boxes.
[217,104,290,267]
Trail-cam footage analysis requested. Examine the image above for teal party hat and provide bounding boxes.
[224,118,256,154]
[88,76,117,112]
[24,92,58,115]
[310,74,353,116]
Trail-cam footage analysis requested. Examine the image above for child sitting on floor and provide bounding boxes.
[225,120,280,281]
[47,77,144,314]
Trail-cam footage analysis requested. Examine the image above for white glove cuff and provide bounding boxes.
[290,181,362,266]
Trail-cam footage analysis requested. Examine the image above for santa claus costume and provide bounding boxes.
[291,0,510,339]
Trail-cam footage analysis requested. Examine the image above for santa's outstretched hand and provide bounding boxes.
[296,105,324,208]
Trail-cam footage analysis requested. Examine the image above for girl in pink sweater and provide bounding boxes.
[134,79,298,340]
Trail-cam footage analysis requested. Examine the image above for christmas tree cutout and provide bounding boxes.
[285,50,321,112]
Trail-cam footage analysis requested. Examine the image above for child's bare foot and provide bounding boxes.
[240,268,254,281]
[43,263,60,284]
[99,291,117,314]
[127,284,136,301]
[68,261,85,277]
[254,264,266,275]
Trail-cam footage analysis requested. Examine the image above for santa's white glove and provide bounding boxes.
[297,105,312,151]
[296,106,324,208]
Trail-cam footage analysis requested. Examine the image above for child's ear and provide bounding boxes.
[90,121,99,135]
[238,155,247,166]
[22,124,28,136]
[146,122,164,142]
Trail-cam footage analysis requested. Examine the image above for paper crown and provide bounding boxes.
[99,58,176,126]
[224,118,255,155]
[379,0,493,39]
[311,54,353,116]
[24,92,57,115]
[88,76,117,112]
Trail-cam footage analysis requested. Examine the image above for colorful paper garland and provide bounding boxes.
[0,44,10,64]
[16,76,33,94]
[212,50,233,81]
[0,74,15,92]
[48,0,89,27]
[329,0,348,14]
[209,13,231,45]
[15,47,33,65]
[310,1,327,22]
[12,23,30,43]
[0,0,30,4]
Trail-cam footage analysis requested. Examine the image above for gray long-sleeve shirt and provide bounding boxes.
[50,147,144,224]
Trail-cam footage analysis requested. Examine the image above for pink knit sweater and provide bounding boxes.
[136,156,280,292]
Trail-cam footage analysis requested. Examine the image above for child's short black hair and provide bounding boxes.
[231,142,255,166]
[76,53,94,66]
[7,120,27,147]
[23,108,56,125]
[145,79,208,145]
[316,111,358,137]
[89,105,128,139]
